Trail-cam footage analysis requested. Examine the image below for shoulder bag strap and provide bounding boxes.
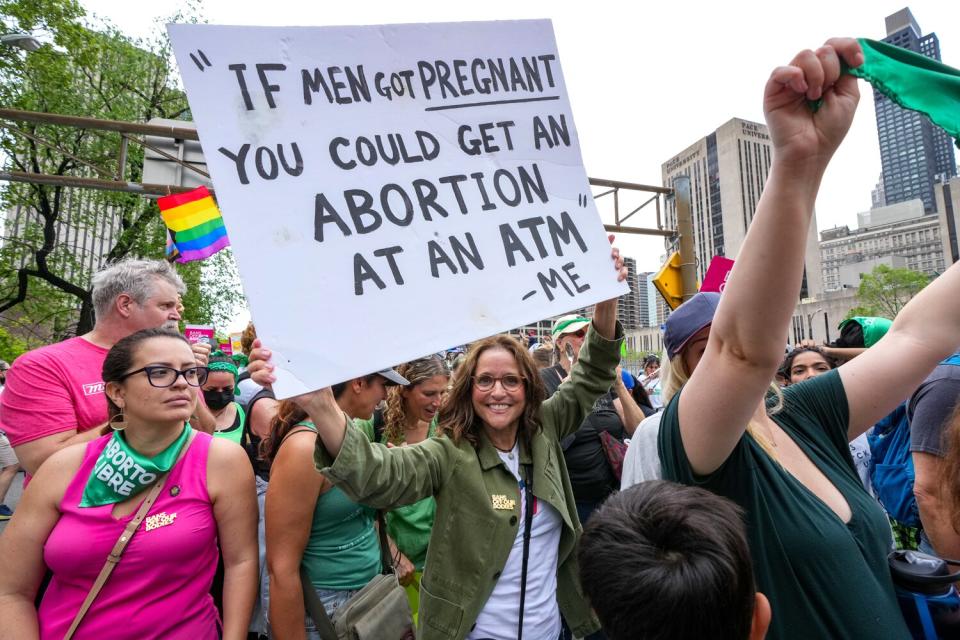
[300,565,339,640]
[300,510,394,640]
[518,463,534,640]
[63,472,170,640]
[377,510,394,574]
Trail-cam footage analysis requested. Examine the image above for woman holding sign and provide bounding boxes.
[248,241,627,640]
[0,328,258,639]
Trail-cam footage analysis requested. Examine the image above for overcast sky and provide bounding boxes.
[82,0,960,274]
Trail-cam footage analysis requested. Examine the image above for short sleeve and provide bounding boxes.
[657,386,756,500]
[0,353,79,445]
[909,375,960,456]
[779,370,850,453]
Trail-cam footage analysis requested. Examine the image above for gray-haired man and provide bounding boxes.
[0,259,196,475]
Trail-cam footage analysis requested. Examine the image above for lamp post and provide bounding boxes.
[807,307,823,342]
[0,33,42,52]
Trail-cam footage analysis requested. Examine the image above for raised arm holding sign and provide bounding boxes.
[246,249,624,640]
[167,20,628,399]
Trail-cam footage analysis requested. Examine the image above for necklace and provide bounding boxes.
[493,436,519,460]
[212,404,234,431]
[747,421,780,461]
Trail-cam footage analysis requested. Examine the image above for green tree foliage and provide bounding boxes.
[0,0,245,341]
[0,324,29,362]
[847,264,930,320]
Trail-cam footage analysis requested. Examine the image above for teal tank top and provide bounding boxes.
[295,422,382,590]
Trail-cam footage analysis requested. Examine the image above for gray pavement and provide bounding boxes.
[0,470,24,535]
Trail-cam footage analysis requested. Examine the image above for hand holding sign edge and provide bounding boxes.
[590,235,627,341]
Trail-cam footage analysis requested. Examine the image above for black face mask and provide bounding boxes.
[203,388,234,411]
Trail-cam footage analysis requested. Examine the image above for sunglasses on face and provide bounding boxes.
[472,374,525,392]
[119,365,209,388]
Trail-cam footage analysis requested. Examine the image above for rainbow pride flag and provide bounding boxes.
[158,186,229,263]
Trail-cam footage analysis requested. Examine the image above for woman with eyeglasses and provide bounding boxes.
[248,242,627,640]
[0,328,258,639]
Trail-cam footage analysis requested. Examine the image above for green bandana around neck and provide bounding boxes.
[849,37,960,148]
[80,425,192,508]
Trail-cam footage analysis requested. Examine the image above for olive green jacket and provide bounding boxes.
[315,323,623,640]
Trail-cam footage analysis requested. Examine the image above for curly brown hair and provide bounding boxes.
[383,356,449,444]
[240,322,257,356]
[437,335,546,450]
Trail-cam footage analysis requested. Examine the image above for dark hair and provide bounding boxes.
[102,328,190,419]
[578,481,756,640]
[778,346,836,383]
[260,399,310,464]
[331,373,380,400]
[631,382,653,410]
[437,334,546,450]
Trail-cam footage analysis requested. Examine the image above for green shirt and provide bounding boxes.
[659,370,909,640]
[316,322,624,640]
[356,416,439,570]
[211,402,246,446]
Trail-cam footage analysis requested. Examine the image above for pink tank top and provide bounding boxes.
[40,432,220,640]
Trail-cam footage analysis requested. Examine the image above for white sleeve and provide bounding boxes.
[620,412,664,490]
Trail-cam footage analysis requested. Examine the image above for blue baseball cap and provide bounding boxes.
[663,292,721,359]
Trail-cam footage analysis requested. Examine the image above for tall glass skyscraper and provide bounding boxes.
[874,8,957,213]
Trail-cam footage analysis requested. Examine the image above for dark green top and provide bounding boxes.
[659,370,908,640]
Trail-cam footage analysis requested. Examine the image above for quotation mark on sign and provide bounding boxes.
[190,49,212,72]
[577,194,590,207]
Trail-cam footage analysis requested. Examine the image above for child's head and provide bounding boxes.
[578,481,770,640]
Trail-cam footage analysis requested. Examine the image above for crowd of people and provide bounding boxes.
[2,36,960,640]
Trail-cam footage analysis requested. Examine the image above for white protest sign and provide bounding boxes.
[168,20,629,398]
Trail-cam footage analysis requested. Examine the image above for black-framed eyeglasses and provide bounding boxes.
[472,374,525,392]
[118,365,209,388]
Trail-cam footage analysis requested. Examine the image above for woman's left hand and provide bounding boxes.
[590,235,627,340]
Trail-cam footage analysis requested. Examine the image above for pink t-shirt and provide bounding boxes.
[39,432,220,640]
[0,337,109,446]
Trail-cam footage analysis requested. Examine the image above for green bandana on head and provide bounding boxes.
[208,351,241,396]
[80,426,192,507]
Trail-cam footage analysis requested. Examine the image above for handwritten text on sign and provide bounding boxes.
[168,21,628,397]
